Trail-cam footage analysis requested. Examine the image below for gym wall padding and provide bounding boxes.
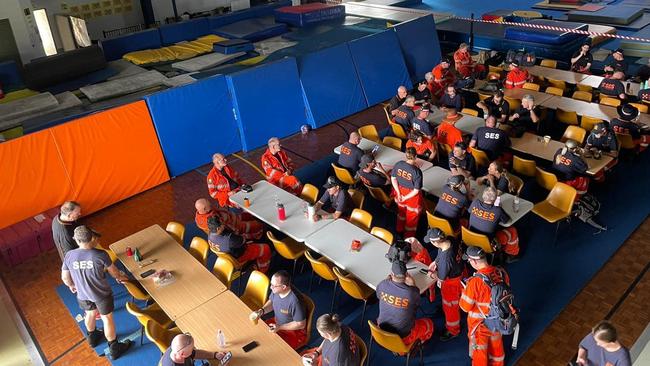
[99,29,162,61]
[158,18,211,45]
[145,75,242,177]
[226,57,307,151]
[0,130,73,229]
[297,43,368,128]
[49,101,169,216]
[393,16,442,81]
[347,30,412,106]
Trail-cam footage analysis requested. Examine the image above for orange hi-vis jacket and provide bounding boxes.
[459,265,510,331]
[505,68,529,89]
[261,149,295,181]
[207,164,243,208]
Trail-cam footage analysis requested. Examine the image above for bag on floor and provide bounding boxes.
[485,52,505,67]
[474,266,520,335]
[455,77,475,90]
[572,193,607,231]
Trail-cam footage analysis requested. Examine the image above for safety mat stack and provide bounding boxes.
[123,35,227,65]
[619,26,650,58]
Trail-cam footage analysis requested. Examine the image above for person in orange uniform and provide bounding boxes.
[194,198,263,240]
[261,137,303,195]
[460,246,510,366]
[207,153,243,208]
[504,60,530,89]
[406,130,437,162]
[390,147,423,238]
[431,58,457,99]
[437,108,464,150]
[454,43,486,78]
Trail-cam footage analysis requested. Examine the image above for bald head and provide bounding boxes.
[195,198,211,214]
[349,132,360,145]
[212,153,226,169]
[171,334,194,359]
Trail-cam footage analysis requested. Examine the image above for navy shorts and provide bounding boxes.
[78,296,114,315]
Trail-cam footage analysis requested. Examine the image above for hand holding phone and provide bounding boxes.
[220,351,232,365]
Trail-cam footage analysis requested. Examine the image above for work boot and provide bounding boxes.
[86,329,105,348]
[108,339,132,360]
[439,330,459,342]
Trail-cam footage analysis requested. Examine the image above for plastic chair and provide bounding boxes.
[489,65,503,74]
[580,116,602,132]
[145,320,182,353]
[382,136,403,150]
[461,108,479,117]
[331,163,357,186]
[356,334,368,366]
[240,270,269,311]
[545,86,563,96]
[426,211,457,238]
[546,78,566,91]
[522,82,540,91]
[507,173,524,196]
[600,97,621,107]
[123,280,151,303]
[368,320,423,366]
[350,208,373,232]
[334,267,374,327]
[304,251,338,312]
[371,226,394,244]
[295,292,315,349]
[572,90,592,102]
[513,156,537,177]
[540,59,557,69]
[535,167,558,191]
[390,122,408,140]
[576,84,592,93]
[383,104,393,125]
[629,102,648,114]
[165,221,185,244]
[212,255,236,289]
[532,182,577,243]
[300,183,319,205]
[267,231,306,276]
[101,248,118,263]
[189,237,209,266]
[616,133,637,151]
[478,93,492,101]
[561,125,587,144]
[365,184,392,208]
[348,188,365,210]
[358,125,380,142]
[470,148,490,171]
[504,96,521,111]
[556,108,579,125]
[126,301,174,346]
[461,226,494,254]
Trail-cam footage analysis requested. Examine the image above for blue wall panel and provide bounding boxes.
[297,44,368,128]
[347,30,412,106]
[394,15,442,81]
[144,75,241,177]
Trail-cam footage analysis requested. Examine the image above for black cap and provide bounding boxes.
[593,123,607,133]
[323,176,342,189]
[358,154,374,169]
[617,104,639,121]
[462,246,486,260]
[614,48,624,55]
[494,89,504,97]
[418,103,431,112]
[391,261,407,277]
[447,174,465,186]
[424,228,445,243]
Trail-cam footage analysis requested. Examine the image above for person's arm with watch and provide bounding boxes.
[302,342,324,365]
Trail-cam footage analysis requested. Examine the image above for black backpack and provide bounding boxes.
[473,267,520,335]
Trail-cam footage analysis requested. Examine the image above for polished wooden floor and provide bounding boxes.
[1,106,648,365]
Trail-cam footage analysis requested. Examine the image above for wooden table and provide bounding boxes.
[543,95,650,126]
[427,108,485,135]
[304,219,435,294]
[472,80,555,105]
[420,167,533,227]
[510,132,613,175]
[230,181,334,242]
[579,75,641,96]
[334,138,434,171]
[109,225,228,320]
[526,65,590,85]
[175,291,302,366]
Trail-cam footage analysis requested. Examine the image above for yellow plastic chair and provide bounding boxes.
[296,292,315,349]
[365,184,392,208]
[535,167,558,191]
[334,267,374,326]
[461,226,494,254]
[427,211,457,238]
[348,188,365,210]
[580,116,602,132]
[478,92,492,101]
[126,302,174,346]
[546,78,566,91]
[331,163,357,186]
[616,133,637,151]
[461,108,479,117]
[145,320,182,353]
[368,320,423,365]
[123,281,151,302]
[383,104,393,125]
[470,148,490,171]
[382,136,403,150]
[545,86,564,96]
[101,248,118,263]
[440,142,453,157]
[513,156,537,177]
[300,183,319,205]
[240,270,269,311]
[540,59,557,69]
[390,122,408,140]
[165,221,185,244]
[572,90,593,102]
[304,251,338,311]
[507,173,524,196]
[188,237,209,266]
[214,251,248,293]
[267,231,306,276]
[561,126,587,144]
[532,182,577,243]
[356,334,368,365]
[212,255,236,289]
[358,125,380,142]
[556,108,579,125]
[600,97,621,107]
[522,82,541,91]
[371,226,394,244]
[350,208,373,232]
[629,102,648,114]
[504,96,521,111]
[576,84,593,93]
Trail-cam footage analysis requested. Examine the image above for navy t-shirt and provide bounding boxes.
[159,348,195,366]
[604,55,627,74]
[471,126,511,160]
[393,105,415,129]
[571,50,593,70]
[321,325,361,366]
[208,229,245,258]
[586,132,618,152]
[412,87,431,103]
[468,200,510,236]
[638,88,650,103]
[449,154,477,177]
[338,142,365,172]
[270,290,306,325]
[376,279,420,338]
[512,106,540,131]
[439,94,462,110]
[435,185,470,220]
[480,174,509,193]
[411,117,434,137]
[319,190,353,217]
[434,243,464,280]
[62,248,112,302]
[611,118,642,139]
[579,334,631,366]
[356,169,388,188]
[599,78,625,98]
[389,95,406,112]
[553,149,588,180]
[52,216,80,262]
[391,161,423,190]
[483,98,510,120]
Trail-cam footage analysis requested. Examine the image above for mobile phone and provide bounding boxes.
[220,351,232,365]
[242,341,259,353]
[419,268,429,275]
[140,269,156,278]
[371,145,380,154]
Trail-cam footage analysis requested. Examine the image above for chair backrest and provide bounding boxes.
[600,96,621,107]
[350,208,372,232]
[561,125,586,144]
[546,78,565,90]
[304,251,337,281]
[556,108,578,125]
[382,136,402,150]
[358,125,380,142]
[241,270,269,310]
[506,173,524,196]
[572,90,592,102]
[535,167,558,191]
[145,319,180,353]
[125,301,153,328]
[389,122,408,139]
[370,226,394,244]
[547,182,577,214]
[461,226,493,253]
[348,189,365,210]
[540,59,557,69]
[300,183,319,205]
[334,267,372,301]
[545,86,563,96]
[299,292,315,346]
[165,221,185,244]
[101,248,118,263]
[575,83,592,93]
[266,231,305,260]
[122,280,150,301]
[580,116,602,132]
[504,96,521,111]
[522,82,540,91]
[212,256,235,288]
[470,148,490,170]
[513,156,536,177]
[383,105,393,125]
[488,65,502,74]
[368,320,411,354]
[478,92,491,101]
[365,184,392,206]
[189,237,209,265]
[356,334,368,366]
[616,132,636,150]
[426,211,456,238]
[629,102,648,114]
[331,163,356,185]
[461,108,479,117]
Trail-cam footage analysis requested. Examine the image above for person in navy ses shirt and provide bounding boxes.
[159,333,228,366]
[393,95,416,130]
[468,188,510,237]
[449,142,477,179]
[586,123,618,158]
[355,154,390,190]
[313,176,354,221]
[575,321,631,366]
[411,104,434,139]
[553,139,590,195]
[338,132,365,174]
[434,174,471,228]
[476,90,510,124]
[476,161,511,195]
[301,314,361,366]
[470,115,511,160]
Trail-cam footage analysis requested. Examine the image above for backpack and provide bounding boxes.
[505,50,536,67]
[474,267,520,335]
[572,193,607,232]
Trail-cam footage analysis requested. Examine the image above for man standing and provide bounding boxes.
[338,132,365,174]
[391,147,424,238]
[460,246,510,366]
[250,271,307,349]
[553,139,590,196]
[52,201,82,262]
[160,333,228,366]
[207,153,244,208]
[470,115,511,161]
[61,226,132,359]
[261,137,303,195]
[207,216,271,273]
[476,90,510,124]
[504,60,530,89]
[195,198,263,240]
[312,176,354,221]
[389,86,408,113]
[575,321,631,366]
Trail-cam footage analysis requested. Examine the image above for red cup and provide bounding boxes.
[126,247,133,257]
[351,240,362,251]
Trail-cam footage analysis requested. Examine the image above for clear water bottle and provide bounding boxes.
[217,329,226,348]
[513,196,520,213]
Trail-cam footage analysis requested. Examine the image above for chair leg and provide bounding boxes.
[140,325,144,346]
[308,270,314,293]
[406,351,410,366]
[360,300,367,328]
[292,259,298,277]
[330,281,338,313]
[367,335,373,366]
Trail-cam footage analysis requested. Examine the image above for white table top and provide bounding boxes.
[543,95,650,126]
[420,167,533,227]
[472,80,556,105]
[579,75,641,96]
[304,219,435,294]
[230,181,334,242]
[427,109,485,135]
[526,65,591,84]
[334,138,434,171]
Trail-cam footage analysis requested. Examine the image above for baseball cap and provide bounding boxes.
[424,228,445,243]
[418,103,431,112]
[73,225,96,243]
[358,154,374,169]
[447,174,465,186]
[323,176,342,189]
[462,246,486,261]
[454,141,468,150]
[593,123,607,133]
[391,261,407,277]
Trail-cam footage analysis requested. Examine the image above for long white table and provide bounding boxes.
[472,80,556,105]
[421,167,533,227]
[334,138,434,171]
[230,181,334,242]
[304,219,434,294]
[580,75,641,96]
[526,65,591,85]
[543,95,650,126]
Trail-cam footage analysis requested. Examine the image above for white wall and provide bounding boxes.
[0,0,45,64]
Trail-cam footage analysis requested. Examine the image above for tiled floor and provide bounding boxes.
[1,105,647,365]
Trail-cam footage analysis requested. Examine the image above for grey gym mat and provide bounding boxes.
[0,93,58,123]
[171,52,246,72]
[80,70,166,102]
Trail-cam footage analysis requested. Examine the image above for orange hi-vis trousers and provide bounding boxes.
[265,317,307,350]
[394,187,423,238]
[238,243,272,273]
[441,276,463,335]
[469,322,505,366]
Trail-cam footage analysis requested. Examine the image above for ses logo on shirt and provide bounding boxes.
[379,291,410,308]
[72,261,94,270]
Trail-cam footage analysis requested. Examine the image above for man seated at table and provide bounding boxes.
[438,86,463,111]
[261,137,303,196]
[435,175,471,229]
[406,131,437,162]
[468,188,520,262]
[195,198,263,240]
[250,270,307,349]
[207,216,271,273]
[376,261,434,346]
[553,139,590,197]
[356,154,391,190]
[338,132,365,174]
[611,103,650,151]
[603,49,627,77]
[207,153,245,209]
[454,42,486,78]
[598,71,626,101]
[411,104,434,139]
[431,58,457,99]
[312,176,354,221]
[504,60,531,89]
[389,86,408,114]
[301,313,361,366]
[470,115,512,161]
[412,80,432,105]
[393,95,416,130]
[449,142,476,179]
[476,161,511,196]
[570,42,593,74]
[159,333,229,366]
[586,123,618,182]
[436,107,464,149]
[476,90,510,124]
[507,94,540,137]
